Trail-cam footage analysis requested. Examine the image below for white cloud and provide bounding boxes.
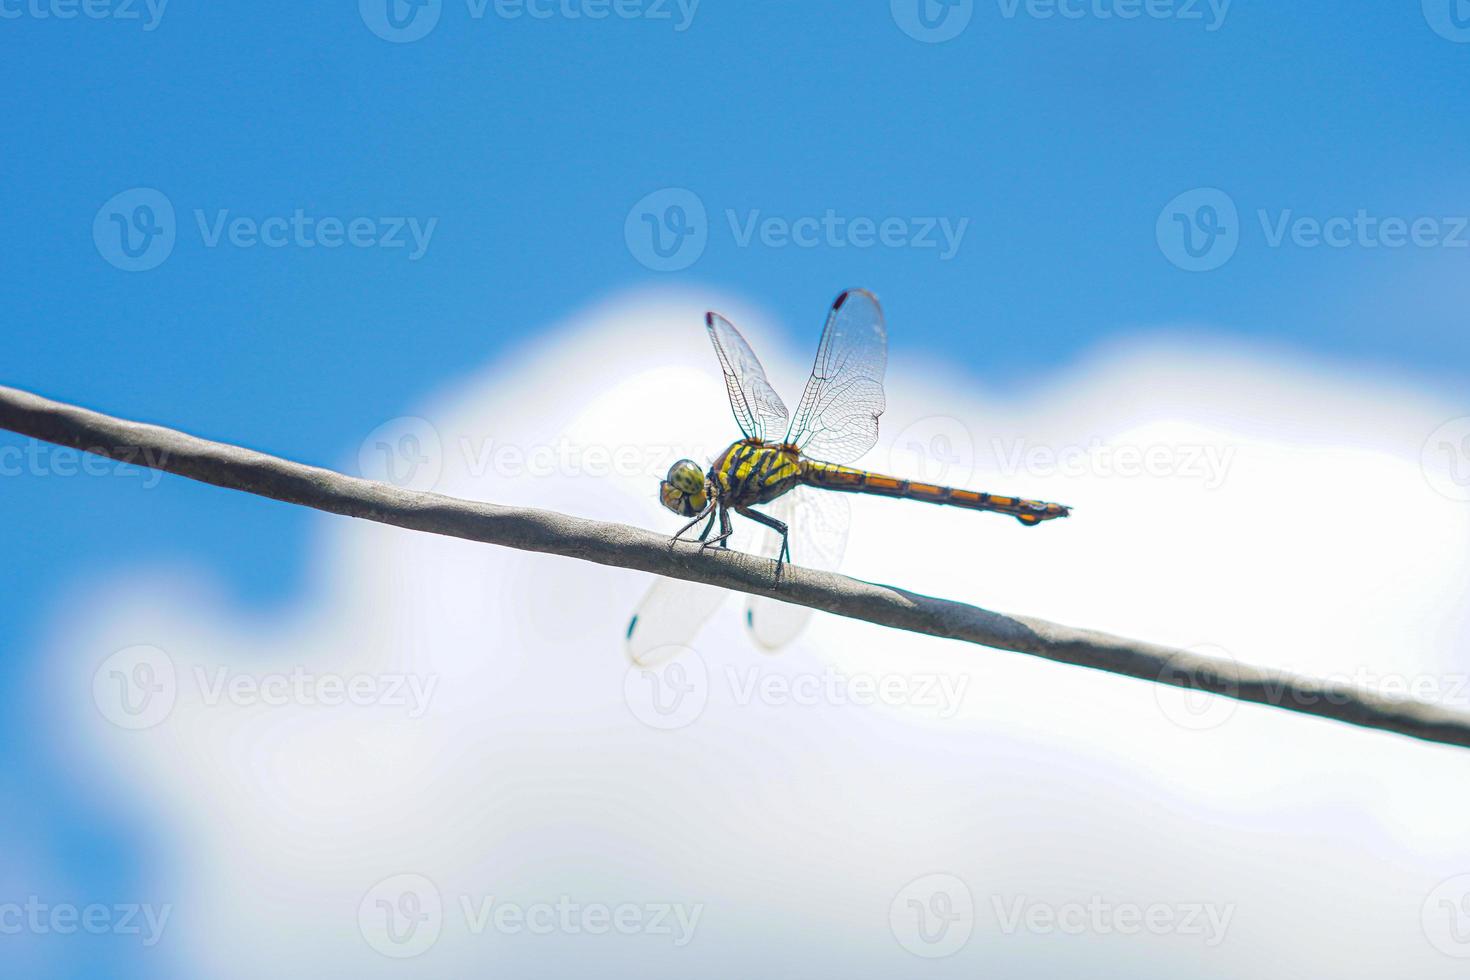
[42,290,1470,977]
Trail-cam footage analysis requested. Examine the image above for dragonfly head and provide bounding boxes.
[659,458,709,517]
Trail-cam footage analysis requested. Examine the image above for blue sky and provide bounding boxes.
[4,2,1470,975]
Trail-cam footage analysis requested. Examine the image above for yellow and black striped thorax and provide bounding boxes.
[711,440,804,506]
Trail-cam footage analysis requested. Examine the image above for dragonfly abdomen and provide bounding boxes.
[799,459,1070,526]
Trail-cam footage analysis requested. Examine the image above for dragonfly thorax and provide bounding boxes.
[711,439,805,507]
[659,458,710,517]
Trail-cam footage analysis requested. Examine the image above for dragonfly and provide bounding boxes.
[626,288,1071,664]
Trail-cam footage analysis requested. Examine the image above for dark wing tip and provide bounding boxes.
[704,311,716,327]
[626,615,638,640]
[834,287,880,310]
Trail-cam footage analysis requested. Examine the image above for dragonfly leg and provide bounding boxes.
[735,505,790,581]
[671,501,715,547]
[700,505,735,551]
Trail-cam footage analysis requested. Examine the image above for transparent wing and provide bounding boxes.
[785,289,888,464]
[744,487,852,651]
[705,311,790,442]
[625,576,729,666]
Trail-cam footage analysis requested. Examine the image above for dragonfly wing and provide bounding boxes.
[744,487,852,651]
[625,576,729,666]
[705,311,790,443]
[784,289,888,464]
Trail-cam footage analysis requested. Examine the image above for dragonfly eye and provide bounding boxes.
[659,479,706,516]
[666,459,705,494]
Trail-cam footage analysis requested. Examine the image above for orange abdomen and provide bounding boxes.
[800,459,1070,526]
